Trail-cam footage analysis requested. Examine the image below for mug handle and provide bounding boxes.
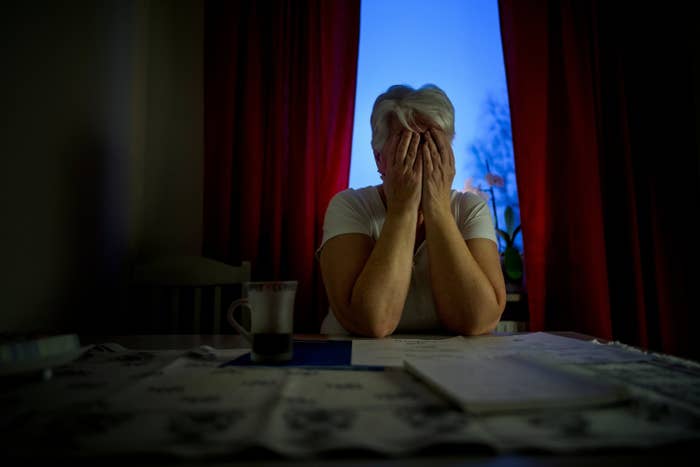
[227,298,252,343]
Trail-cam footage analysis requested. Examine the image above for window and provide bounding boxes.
[350,0,521,253]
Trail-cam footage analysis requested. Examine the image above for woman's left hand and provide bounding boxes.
[421,128,455,216]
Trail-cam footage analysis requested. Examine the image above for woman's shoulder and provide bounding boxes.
[450,189,489,210]
[321,186,383,245]
[328,186,382,211]
[331,186,379,202]
[450,190,497,241]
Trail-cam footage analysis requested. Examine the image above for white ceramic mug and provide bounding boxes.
[227,281,297,363]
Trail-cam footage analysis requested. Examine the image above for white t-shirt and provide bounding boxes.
[316,186,497,335]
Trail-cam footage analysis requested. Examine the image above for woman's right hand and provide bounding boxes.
[322,128,422,337]
[381,130,422,215]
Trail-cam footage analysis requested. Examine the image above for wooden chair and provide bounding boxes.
[131,256,251,334]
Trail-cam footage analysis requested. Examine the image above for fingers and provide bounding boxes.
[429,129,454,168]
[422,136,433,174]
[414,142,424,173]
[424,130,439,174]
[405,132,420,170]
[394,130,413,166]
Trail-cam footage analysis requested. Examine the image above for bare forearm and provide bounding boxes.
[350,211,417,337]
[425,209,503,335]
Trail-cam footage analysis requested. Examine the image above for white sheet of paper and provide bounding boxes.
[350,332,651,368]
[404,354,628,414]
[456,332,653,365]
[350,336,468,367]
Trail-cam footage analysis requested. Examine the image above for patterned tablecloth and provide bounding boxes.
[2,337,700,459]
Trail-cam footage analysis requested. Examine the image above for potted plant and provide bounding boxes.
[496,205,523,283]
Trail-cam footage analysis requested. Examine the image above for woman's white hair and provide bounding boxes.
[370,84,455,153]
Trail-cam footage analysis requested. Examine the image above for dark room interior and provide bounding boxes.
[2,0,700,464]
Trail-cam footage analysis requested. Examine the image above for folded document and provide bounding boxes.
[405,354,628,414]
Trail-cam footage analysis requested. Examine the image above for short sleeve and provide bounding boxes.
[455,192,498,244]
[316,189,373,259]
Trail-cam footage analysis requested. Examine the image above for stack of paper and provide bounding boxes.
[404,354,629,414]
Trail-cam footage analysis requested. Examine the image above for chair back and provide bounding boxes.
[131,256,251,333]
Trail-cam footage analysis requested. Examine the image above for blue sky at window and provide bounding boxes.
[350,0,521,251]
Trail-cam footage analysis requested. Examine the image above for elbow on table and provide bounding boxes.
[336,305,400,338]
[361,313,400,338]
[458,319,500,336]
[452,306,504,336]
[365,324,396,338]
[348,321,397,338]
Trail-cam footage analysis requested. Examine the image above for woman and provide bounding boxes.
[317,84,506,337]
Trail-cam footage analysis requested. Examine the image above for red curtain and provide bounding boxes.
[203,0,360,332]
[499,0,700,359]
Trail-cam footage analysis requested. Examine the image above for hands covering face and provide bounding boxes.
[381,128,455,216]
[421,128,456,215]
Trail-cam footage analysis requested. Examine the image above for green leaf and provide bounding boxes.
[504,245,523,281]
[504,206,515,236]
[496,228,512,247]
[512,225,522,243]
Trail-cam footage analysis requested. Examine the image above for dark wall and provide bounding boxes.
[0,0,204,334]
